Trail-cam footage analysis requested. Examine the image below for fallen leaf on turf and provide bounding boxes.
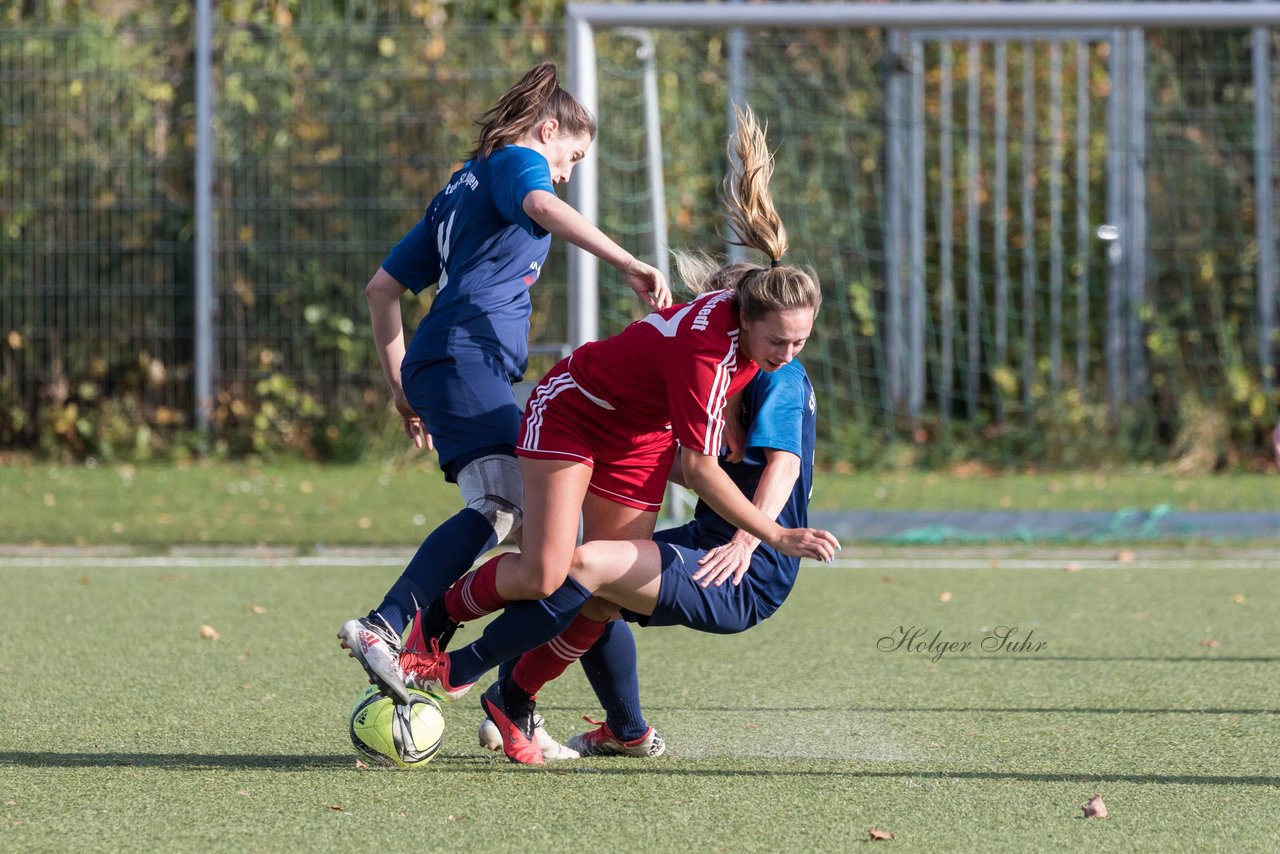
[4,800,15,806]
[938,591,952,602]
[354,759,370,770]
[1065,562,1083,572]
[868,827,896,840]
[1199,639,1220,648]
[882,575,896,584]
[326,804,345,812]
[1082,794,1109,818]
[1232,594,1245,604]
[200,624,221,640]
[1113,549,1135,563]
[250,604,266,614]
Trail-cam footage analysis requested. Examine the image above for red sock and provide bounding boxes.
[512,614,608,696]
[442,555,509,622]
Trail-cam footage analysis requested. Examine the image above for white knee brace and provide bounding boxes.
[456,454,524,542]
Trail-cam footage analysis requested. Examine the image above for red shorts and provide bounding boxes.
[517,359,674,512]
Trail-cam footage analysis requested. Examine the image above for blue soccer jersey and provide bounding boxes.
[685,359,817,617]
[384,145,556,382]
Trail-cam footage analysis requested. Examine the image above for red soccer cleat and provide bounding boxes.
[479,681,544,765]
[398,611,474,702]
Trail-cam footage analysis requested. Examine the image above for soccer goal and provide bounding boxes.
[566,2,1280,469]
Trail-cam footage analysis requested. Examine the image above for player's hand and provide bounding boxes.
[622,258,672,310]
[393,393,432,452]
[693,539,754,588]
[771,527,841,564]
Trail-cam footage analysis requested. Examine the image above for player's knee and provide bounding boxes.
[500,556,565,600]
[567,543,588,577]
[506,575,563,601]
[468,496,521,542]
[457,454,524,542]
[567,542,601,588]
[528,569,567,600]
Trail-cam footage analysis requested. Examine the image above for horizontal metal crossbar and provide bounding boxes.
[568,2,1280,30]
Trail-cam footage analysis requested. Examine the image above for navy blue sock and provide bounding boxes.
[375,508,497,635]
[580,621,648,742]
[448,577,592,687]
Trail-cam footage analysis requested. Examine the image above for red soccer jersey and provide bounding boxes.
[567,289,760,456]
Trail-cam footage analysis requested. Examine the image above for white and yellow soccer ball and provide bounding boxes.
[349,686,444,768]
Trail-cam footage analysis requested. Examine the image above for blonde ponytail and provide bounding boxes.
[677,106,822,322]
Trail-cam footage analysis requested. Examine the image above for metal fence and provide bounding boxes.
[3,1,1279,465]
[574,2,1280,465]
[1,6,568,455]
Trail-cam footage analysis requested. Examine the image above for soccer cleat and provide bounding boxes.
[398,619,474,703]
[337,612,409,705]
[478,714,580,761]
[479,681,544,765]
[565,716,667,758]
[418,597,461,650]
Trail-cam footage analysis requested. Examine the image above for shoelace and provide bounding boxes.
[365,613,402,651]
[580,715,612,743]
[400,637,446,686]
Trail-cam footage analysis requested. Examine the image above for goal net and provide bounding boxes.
[580,6,1280,471]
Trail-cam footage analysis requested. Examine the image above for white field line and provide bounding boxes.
[0,554,1275,570]
[822,557,1280,570]
[0,555,408,569]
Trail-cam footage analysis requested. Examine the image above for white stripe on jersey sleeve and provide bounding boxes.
[698,331,739,455]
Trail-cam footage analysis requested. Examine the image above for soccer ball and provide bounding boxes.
[348,686,444,768]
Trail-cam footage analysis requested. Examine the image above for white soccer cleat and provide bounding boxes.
[337,613,409,705]
[478,714,580,761]
[565,716,666,758]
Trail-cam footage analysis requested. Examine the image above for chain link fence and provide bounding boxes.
[3,2,1278,468]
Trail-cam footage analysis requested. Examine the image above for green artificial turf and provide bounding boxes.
[2,555,1277,851]
[0,460,1275,547]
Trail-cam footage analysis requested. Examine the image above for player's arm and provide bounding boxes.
[670,341,802,552]
[672,348,834,573]
[680,448,830,560]
[728,448,801,553]
[366,267,428,450]
[689,447,800,588]
[522,190,670,309]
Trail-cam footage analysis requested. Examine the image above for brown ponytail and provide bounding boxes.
[471,62,598,160]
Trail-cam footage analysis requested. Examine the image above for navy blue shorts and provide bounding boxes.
[624,527,771,634]
[401,353,520,481]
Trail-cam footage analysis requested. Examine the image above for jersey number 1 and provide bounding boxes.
[436,211,456,291]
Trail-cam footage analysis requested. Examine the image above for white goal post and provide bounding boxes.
[564,0,1280,350]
